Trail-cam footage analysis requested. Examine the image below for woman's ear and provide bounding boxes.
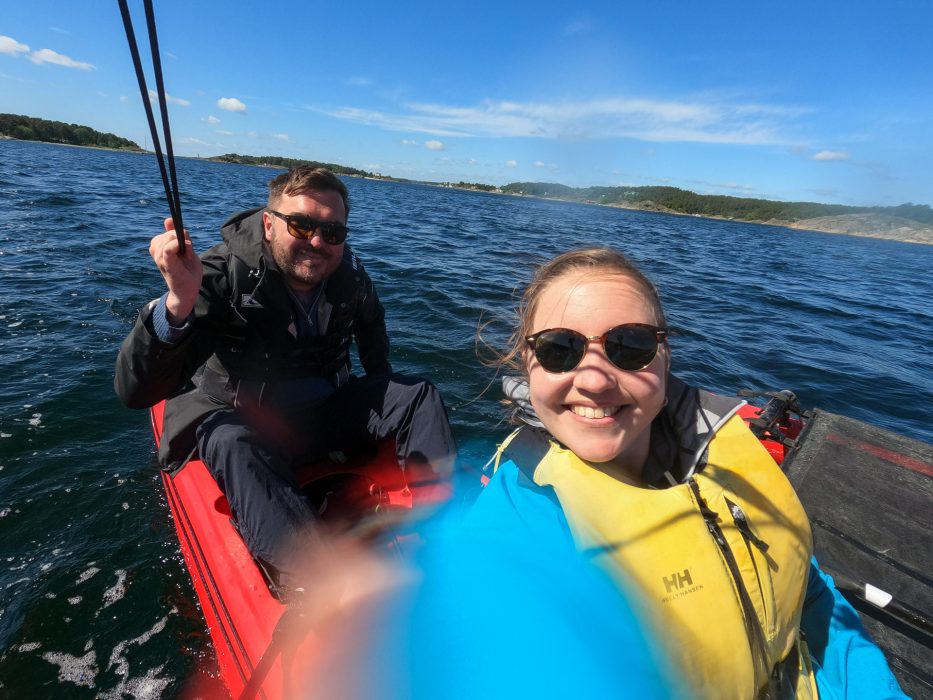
[523,348,535,375]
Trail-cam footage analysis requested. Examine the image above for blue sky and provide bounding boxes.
[2,0,931,206]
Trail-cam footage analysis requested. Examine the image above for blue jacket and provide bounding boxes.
[470,457,907,699]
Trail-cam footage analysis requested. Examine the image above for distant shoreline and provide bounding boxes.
[601,201,933,246]
[0,135,144,155]
[4,137,930,246]
[463,187,933,246]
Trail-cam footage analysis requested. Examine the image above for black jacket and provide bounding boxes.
[115,208,391,468]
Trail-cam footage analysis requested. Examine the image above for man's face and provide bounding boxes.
[263,189,346,291]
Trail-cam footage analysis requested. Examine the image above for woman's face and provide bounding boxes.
[526,271,668,472]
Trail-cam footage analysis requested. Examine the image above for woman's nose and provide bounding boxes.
[572,348,618,392]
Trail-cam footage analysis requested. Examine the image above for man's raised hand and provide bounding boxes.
[150,217,202,325]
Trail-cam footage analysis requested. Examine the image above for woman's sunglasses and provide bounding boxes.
[526,323,668,373]
[268,209,349,245]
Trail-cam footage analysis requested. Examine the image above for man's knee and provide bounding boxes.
[196,410,271,482]
[389,374,445,409]
[196,412,236,464]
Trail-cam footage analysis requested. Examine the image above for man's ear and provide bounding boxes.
[262,211,273,241]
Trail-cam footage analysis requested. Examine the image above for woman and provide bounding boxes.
[470,247,905,699]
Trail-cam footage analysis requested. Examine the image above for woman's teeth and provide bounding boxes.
[571,405,619,419]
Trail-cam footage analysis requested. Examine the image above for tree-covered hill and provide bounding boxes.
[209,153,375,179]
[500,182,933,226]
[0,114,141,151]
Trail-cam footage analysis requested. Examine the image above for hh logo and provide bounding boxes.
[663,569,694,593]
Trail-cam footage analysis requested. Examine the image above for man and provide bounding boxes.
[115,166,456,592]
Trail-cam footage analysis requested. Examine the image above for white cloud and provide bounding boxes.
[400,139,418,146]
[0,35,30,56]
[119,95,128,102]
[1,35,95,70]
[181,137,218,147]
[812,150,849,161]
[273,133,291,141]
[216,129,234,136]
[505,159,518,168]
[148,89,190,107]
[425,139,445,151]
[534,161,559,171]
[28,48,94,70]
[203,115,221,124]
[246,131,257,138]
[317,106,472,137]
[319,95,812,146]
[347,76,372,86]
[218,97,247,112]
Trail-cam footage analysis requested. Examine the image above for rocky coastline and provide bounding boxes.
[774,214,933,245]
[605,200,933,246]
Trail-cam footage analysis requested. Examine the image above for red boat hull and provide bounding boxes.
[151,401,435,698]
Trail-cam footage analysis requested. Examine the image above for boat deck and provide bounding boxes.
[784,409,933,699]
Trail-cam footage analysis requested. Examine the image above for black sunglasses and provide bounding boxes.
[526,323,668,373]
[267,209,348,245]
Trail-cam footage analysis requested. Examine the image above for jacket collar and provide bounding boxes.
[220,207,276,270]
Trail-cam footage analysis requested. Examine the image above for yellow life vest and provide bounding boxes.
[497,414,817,699]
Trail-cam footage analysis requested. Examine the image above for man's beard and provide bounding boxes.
[270,240,333,287]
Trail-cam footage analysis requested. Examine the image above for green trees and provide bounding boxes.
[498,181,930,226]
[501,182,576,198]
[210,153,375,178]
[0,114,141,150]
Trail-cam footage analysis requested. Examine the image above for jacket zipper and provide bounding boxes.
[726,496,777,639]
[688,478,771,693]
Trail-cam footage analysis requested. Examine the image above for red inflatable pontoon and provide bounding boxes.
[152,400,443,699]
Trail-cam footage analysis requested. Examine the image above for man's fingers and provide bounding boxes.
[150,230,185,259]
[157,221,194,257]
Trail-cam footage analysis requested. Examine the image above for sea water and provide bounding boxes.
[1,139,931,696]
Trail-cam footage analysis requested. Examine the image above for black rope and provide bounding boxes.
[117,0,186,253]
[237,602,308,700]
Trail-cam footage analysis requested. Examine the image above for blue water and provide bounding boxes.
[1,139,931,696]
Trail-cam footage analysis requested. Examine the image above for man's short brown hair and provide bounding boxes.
[267,166,350,218]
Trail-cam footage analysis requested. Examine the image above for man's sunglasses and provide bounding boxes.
[526,323,668,374]
[267,209,349,245]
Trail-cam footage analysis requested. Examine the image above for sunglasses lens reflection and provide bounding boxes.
[605,327,658,370]
[534,330,586,373]
[284,216,347,244]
